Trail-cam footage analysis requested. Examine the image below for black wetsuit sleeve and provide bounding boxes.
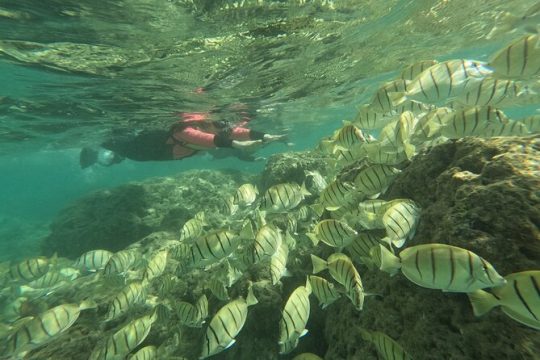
[214,133,234,147]
[102,130,173,161]
[249,130,265,140]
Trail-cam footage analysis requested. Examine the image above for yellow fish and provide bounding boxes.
[489,34,540,79]
[467,270,540,330]
[360,328,414,360]
[373,243,506,292]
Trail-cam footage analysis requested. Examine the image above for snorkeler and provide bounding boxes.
[79,110,286,169]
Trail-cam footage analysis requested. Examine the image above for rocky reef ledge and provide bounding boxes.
[42,169,256,259]
[324,135,540,359]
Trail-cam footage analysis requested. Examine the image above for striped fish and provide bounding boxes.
[233,183,259,207]
[437,106,528,138]
[359,328,414,360]
[489,34,540,79]
[305,170,328,195]
[9,257,50,283]
[253,225,282,262]
[129,345,157,360]
[318,179,356,211]
[353,104,395,130]
[196,294,209,324]
[176,301,202,327]
[369,79,410,113]
[103,249,139,276]
[221,196,238,216]
[378,111,418,158]
[467,270,540,330]
[393,100,434,116]
[90,312,157,360]
[200,287,258,359]
[307,219,357,248]
[345,232,383,266]
[259,183,311,213]
[189,230,240,267]
[339,142,409,166]
[278,280,312,354]
[287,215,298,235]
[399,60,439,80]
[521,114,540,133]
[179,213,206,243]
[456,78,521,107]
[224,259,244,287]
[373,243,506,292]
[155,302,171,324]
[143,250,168,281]
[353,164,401,197]
[381,201,421,248]
[308,275,341,309]
[271,242,290,285]
[105,281,147,321]
[7,300,95,358]
[26,270,67,289]
[311,253,365,311]
[331,122,368,150]
[209,278,230,301]
[412,107,453,142]
[74,250,113,273]
[157,275,178,297]
[391,59,493,105]
[295,206,311,222]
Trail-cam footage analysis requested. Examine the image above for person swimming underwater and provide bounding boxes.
[79,109,286,169]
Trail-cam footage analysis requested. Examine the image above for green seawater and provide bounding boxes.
[0,1,539,359]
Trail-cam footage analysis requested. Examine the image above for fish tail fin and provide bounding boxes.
[79,299,98,311]
[240,219,255,240]
[426,120,443,138]
[306,232,319,246]
[319,139,336,154]
[310,203,324,217]
[485,12,518,40]
[311,254,328,274]
[370,244,401,275]
[300,181,311,197]
[246,281,258,306]
[403,141,416,160]
[304,276,312,295]
[467,289,500,317]
[388,92,407,107]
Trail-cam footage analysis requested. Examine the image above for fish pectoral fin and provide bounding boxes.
[223,339,236,350]
[298,328,309,338]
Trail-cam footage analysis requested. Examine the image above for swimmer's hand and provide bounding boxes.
[232,139,263,151]
[263,134,288,143]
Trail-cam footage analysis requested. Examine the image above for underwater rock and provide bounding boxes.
[42,170,256,259]
[260,150,334,192]
[325,135,540,360]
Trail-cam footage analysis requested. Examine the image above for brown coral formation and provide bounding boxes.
[324,135,540,359]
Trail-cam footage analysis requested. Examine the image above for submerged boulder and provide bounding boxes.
[324,135,540,359]
[260,150,334,192]
[42,169,256,259]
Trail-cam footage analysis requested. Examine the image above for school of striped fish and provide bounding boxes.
[0,30,539,360]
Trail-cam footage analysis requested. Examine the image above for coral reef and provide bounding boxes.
[324,135,540,359]
[260,151,334,192]
[42,170,256,259]
[21,136,539,360]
